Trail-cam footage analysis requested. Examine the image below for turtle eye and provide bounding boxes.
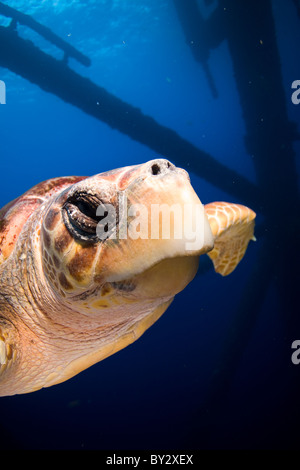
[62,193,108,242]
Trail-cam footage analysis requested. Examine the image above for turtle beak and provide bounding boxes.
[94,159,214,283]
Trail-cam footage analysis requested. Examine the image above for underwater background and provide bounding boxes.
[0,0,299,450]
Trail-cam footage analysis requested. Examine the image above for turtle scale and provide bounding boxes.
[0,176,86,265]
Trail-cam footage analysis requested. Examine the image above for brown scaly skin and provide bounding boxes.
[0,159,255,397]
[0,160,214,396]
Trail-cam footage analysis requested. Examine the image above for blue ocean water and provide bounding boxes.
[0,0,299,450]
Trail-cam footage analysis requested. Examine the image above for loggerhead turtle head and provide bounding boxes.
[0,159,255,396]
[41,159,214,319]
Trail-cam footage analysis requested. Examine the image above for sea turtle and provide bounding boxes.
[0,159,255,396]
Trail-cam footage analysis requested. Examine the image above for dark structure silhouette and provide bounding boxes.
[173,0,300,449]
[173,0,219,98]
[0,2,260,207]
[0,2,91,66]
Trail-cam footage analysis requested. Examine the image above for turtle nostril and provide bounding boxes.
[151,163,161,176]
[149,160,174,176]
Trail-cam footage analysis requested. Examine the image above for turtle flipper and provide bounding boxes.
[204,202,256,276]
